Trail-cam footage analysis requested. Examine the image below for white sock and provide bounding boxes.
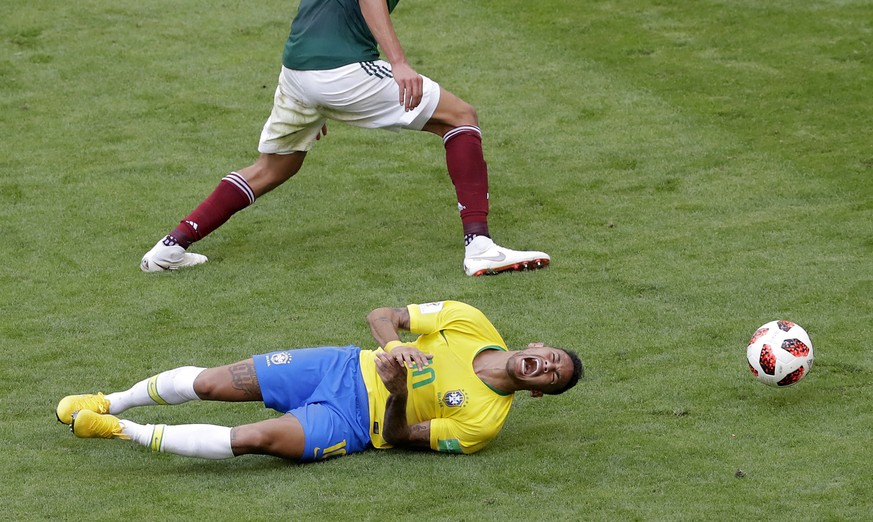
[465,235,496,257]
[107,366,205,414]
[120,420,234,460]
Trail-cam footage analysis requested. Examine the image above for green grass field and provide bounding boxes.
[2,0,871,519]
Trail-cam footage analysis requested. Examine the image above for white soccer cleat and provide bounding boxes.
[463,244,550,276]
[140,237,208,272]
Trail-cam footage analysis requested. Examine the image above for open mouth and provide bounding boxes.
[520,356,542,377]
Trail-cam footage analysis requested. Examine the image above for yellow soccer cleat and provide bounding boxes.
[56,393,110,425]
[70,410,129,440]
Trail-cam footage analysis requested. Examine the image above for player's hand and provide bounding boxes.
[315,123,328,141]
[390,345,433,371]
[391,62,423,112]
[374,351,409,395]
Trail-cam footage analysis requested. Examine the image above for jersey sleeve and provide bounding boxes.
[407,301,495,337]
[428,417,500,455]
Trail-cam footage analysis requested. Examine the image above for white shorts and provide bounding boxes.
[258,61,442,154]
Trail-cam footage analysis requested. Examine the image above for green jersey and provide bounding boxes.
[283,0,401,71]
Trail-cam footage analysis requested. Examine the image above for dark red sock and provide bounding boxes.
[170,172,255,248]
[444,126,490,238]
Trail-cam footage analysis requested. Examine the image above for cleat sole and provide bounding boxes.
[471,257,550,276]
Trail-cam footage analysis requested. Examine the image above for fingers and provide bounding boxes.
[382,346,432,371]
[374,350,398,368]
[402,353,426,371]
[398,78,423,112]
[374,351,400,380]
[404,84,422,111]
[374,351,408,394]
[314,123,328,141]
[400,350,432,371]
[415,352,434,368]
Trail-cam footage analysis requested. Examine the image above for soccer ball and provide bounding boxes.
[746,320,814,387]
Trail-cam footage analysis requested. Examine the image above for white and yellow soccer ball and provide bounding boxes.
[746,320,814,387]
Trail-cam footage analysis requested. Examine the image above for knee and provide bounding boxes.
[192,369,220,400]
[425,101,480,137]
[242,153,305,195]
[230,425,268,454]
[432,94,479,128]
[454,100,478,127]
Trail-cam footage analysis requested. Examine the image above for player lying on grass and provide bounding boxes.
[140,0,550,276]
[56,301,582,462]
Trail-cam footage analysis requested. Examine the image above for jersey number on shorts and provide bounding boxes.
[314,440,347,460]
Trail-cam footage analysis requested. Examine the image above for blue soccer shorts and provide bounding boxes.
[253,346,371,462]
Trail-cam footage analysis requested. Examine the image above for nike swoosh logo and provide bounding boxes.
[467,252,506,262]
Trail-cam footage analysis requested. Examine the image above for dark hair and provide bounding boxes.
[546,349,584,395]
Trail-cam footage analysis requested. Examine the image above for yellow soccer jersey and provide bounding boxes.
[359,301,514,454]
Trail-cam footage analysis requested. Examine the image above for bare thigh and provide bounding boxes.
[194,359,262,402]
[230,414,306,460]
[195,361,307,460]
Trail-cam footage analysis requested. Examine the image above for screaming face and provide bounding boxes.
[507,345,573,393]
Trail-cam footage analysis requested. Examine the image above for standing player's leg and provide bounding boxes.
[421,88,551,276]
[319,62,550,276]
[140,73,327,273]
[140,152,307,272]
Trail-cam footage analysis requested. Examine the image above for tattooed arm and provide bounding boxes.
[366,306,410,347]
[373,350,432,450]
[367,306,432,370]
